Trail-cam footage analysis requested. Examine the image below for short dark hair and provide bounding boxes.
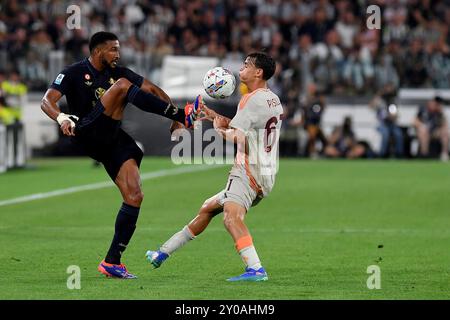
[246,52,276,80]
[434,96,445,104]
[89,31,118,52]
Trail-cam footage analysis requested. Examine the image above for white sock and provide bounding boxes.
[239,245,262,270]
[159,225,195,255]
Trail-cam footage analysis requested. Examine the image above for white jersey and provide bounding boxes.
[229,88,283,196]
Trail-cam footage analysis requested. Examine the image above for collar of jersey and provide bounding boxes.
[84,58,102,77]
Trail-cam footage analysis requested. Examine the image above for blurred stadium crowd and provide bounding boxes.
[1,0,449,92]
[0,0,449,161]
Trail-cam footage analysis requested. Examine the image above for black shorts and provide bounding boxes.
[72,113,143,181]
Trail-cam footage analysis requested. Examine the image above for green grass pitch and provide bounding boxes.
[0,157,449,299]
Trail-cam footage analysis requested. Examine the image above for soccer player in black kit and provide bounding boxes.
[41,31,202,279]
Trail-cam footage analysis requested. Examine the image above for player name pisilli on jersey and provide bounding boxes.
[229,88,283,197]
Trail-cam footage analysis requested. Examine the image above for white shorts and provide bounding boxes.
[216,174,263,211]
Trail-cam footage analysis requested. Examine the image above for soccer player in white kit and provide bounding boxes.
[146,52,283,281]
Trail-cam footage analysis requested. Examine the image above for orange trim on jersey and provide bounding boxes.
[245,153,263,194]
[234,139,262,194]
[238,88,267,110]
[235,235,253,251]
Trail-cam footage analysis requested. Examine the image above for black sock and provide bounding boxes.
[126,84,185,123]
[105,203,140,265]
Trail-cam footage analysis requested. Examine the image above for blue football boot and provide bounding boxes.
[98,260,137,279]
[145,250,169,269]
[227,267,268,282]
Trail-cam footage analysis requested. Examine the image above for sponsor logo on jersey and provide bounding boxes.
[95,87,106,99]
[109,77,116,85]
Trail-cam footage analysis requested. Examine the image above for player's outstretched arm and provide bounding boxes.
[41,88,78,136]
[198,104,239,142]
[213,116,245,145]
[200,105,232,123]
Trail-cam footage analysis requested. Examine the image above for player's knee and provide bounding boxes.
[126,188,144,206]
[197,197,218,216]
[113,78,132,92]
[199,200,212,214]
[135,190,144,204]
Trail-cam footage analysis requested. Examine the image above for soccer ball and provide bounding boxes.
[203,67,236,99]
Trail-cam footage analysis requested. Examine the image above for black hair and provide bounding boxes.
[246,52,276,80]
[89,31,118,53]
[434,96,445,104]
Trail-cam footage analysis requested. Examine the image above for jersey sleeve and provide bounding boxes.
[417,106,425,120]
[49,67,73,96]
[119,67,144,87]
[229,94,259,133]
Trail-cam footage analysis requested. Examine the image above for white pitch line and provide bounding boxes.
[0,164,224,208]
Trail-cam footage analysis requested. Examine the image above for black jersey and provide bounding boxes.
[50,58,143,118]
[417,105,445,131]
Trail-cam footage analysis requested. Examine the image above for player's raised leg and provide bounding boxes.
[76,77,203,132]
[223,201,268,282]
[145,195,223,268]
[98,159,143,279]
